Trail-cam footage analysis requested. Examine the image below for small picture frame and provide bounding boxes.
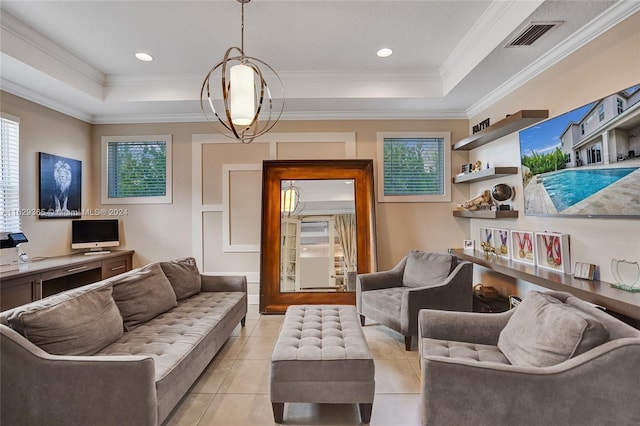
[479,227,494,252]
[463,239,475,252]
[574,262,596,280]
[535,232,571,274]
[493,228,511,259]
[510,230,535,265]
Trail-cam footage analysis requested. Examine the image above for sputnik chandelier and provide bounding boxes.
[200,0,284,143]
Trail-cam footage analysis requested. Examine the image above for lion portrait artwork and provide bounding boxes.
[53,160,72,212]
[39,153,81,218]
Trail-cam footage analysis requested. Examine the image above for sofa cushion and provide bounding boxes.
[498,291,609,367]
[111,262,177,331]
[159,257,202,300]
[7,282,123,355]
[403,251,453,288]
[422,338,510,365]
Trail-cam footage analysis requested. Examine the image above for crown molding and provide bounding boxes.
[466,1,640,118]
[1,11,105,87]
[1,78,93,123]
[91,109,468,124]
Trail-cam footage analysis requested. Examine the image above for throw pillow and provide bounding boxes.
[497,291,609,367]
[159,257,202,300]
[111,262,177,331]
[402,251,453,288]
[7,282,123,355]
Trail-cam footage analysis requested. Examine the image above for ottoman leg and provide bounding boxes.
[272,402,284,423]
[241,316,246,327]
[359,403,373,424]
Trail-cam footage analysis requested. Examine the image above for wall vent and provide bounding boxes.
[507,22,562,47]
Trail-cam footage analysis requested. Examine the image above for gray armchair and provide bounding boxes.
[356,251,472,350]
[418,291,640,425]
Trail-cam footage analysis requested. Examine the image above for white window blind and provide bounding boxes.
[377,132,451,203]
[101,135,172,204]
[383,137,445,196]
[1,115,20,232]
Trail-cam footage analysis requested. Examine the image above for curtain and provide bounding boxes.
[335,214,357,273]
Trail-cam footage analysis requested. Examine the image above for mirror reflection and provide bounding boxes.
[280,179,357,293]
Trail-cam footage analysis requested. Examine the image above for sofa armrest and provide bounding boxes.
[418,308,513,346]
[421,338,640,425]
[201,274,247,293]
[1,324,157,426]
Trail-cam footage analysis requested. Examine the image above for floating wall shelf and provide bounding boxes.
[452,210,519,219]
[453,166,519,184]
[453,110,549,151]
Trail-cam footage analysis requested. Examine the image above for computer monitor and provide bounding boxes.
[71,219,119,251]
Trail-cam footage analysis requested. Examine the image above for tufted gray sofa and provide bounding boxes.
[0,257,247,426]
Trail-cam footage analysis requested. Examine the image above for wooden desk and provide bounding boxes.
[0,250,133,311]
[450,248,640,323]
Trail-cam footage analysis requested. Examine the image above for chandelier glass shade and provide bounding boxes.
[200,0,284,143]
[281,183,300,216]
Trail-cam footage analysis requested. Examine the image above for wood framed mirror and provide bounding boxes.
[260,159,377,313]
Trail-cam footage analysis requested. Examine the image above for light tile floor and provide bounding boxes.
[164,305,422,426]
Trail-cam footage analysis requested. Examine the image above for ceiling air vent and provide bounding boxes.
[507,22,562,47]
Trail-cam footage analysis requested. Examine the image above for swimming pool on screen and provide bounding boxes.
[541,167,638,211]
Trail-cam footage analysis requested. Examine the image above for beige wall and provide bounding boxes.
[467,12,640,294]
[92,120,469,303]
[0,91,92,257]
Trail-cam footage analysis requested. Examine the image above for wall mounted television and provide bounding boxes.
[71,219,120,251]
[519,83,640,218]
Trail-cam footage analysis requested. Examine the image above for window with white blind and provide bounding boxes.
[376,132,451,202]
[101,135,172,204]
[1,115,20,232]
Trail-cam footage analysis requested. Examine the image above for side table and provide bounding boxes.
[473,293,510,313]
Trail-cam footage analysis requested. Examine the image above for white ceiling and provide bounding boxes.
[1,0,638,124]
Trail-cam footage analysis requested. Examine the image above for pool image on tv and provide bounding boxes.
[519,83,640,217]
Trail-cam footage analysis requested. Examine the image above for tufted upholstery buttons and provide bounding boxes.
[422,338,510,364]
[97,292,244,380]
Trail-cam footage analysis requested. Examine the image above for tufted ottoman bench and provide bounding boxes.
[270,305,375,424]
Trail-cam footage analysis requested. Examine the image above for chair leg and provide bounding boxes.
[359,402,373,424]
[404,336,411,351]
[272,402,284,423]
[359,314,366,326]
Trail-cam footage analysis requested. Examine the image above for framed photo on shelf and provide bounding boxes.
[574,262,596,280]
[535,232,571,274]
[479,227,494,251]
[493,228,511,259]
[463,239,475,252]
[510,230,535,265]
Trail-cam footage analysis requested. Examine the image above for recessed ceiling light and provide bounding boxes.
[135,52,153,62]
[377,48,393,58]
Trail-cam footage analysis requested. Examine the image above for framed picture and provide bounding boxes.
[38,153,81,219]
[493,228,511,259]
[463,239,475,252]
[510,230,535,265]
[479,227,494,252]
[535,232,571,273]
[574,262,596,280]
